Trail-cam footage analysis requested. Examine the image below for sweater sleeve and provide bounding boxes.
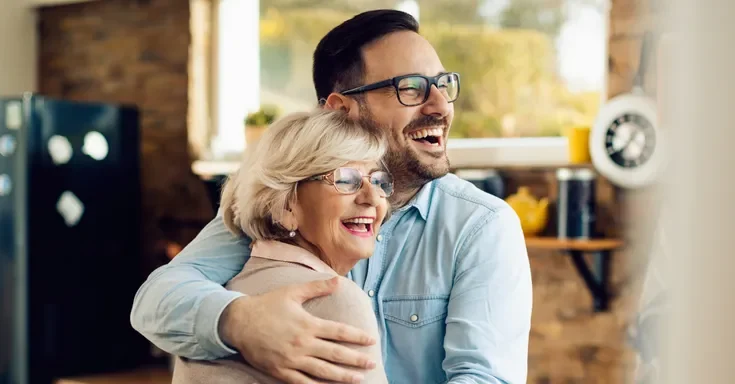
[303,277,388,384]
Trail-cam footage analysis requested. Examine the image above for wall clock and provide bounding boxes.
[590,31,665,189]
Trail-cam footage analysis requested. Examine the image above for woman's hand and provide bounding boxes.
[218,277,377,384]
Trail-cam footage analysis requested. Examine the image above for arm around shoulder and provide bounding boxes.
[130,212,253,360]
[443,205,533,384]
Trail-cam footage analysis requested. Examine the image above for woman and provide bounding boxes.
[172,109,393,384]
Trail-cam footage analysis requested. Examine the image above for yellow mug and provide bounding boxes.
[565,125,591,164]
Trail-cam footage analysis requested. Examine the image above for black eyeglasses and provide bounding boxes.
[340,72,460,107]
[305,167,394,197]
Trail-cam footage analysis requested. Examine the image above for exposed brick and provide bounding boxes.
[36,0,656,382]
[502,169,642,383]
[38,0,214,273]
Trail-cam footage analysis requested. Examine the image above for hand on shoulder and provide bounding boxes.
[218,277,378,384]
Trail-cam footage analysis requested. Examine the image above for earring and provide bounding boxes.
[288,230,296,238]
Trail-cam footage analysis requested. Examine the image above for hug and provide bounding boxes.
[131,9,532,384]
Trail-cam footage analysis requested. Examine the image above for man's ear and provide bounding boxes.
[323,93,360,119]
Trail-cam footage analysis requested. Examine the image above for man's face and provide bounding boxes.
[357,31,454,187]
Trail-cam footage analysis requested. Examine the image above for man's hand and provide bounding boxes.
[218,277,377,384]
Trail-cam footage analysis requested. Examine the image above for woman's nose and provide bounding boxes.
[356,180,382,206]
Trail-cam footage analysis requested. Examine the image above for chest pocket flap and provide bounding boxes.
[383,296,449,328]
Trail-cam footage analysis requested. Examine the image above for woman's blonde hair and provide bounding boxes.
[220,108,387,240]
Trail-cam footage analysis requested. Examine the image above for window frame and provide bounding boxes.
[189,0,611,172]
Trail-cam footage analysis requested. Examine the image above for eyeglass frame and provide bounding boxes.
[339,72,461,107]
[303,167,394,198]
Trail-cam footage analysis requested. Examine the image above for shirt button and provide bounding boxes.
[410,314,419,322]
[367,290,375,297]
[376,234,383,242]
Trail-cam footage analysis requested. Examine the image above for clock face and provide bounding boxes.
[604,113,656,168]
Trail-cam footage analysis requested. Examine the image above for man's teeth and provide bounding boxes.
[407,128,443,140]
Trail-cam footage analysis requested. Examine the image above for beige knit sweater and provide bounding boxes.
[172,241,388,384]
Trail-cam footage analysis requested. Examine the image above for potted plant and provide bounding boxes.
[244,105,280,146]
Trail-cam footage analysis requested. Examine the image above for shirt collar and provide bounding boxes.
[250,240,337,276]
[401,179,435,221]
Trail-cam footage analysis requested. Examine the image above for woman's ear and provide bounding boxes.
[280,203,300,231]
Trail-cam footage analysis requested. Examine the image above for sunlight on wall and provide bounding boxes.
[212,0,260,156]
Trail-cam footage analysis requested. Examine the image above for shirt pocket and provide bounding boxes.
[383,296,449,328]
[382,296,448,384]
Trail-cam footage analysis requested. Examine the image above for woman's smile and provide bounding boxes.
[341,216,375,238]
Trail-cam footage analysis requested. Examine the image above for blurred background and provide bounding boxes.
[1,0,672,383]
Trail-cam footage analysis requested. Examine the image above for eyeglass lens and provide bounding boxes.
[397,73,459,106]
[333,168,393,197]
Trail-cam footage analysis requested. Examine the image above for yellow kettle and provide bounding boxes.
[505,186,549,236]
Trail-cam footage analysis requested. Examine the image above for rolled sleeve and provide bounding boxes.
[195,290,245,356]
[443,205,533,384]
[130,213,252,360]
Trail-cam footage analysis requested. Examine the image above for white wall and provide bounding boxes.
[0,0,96,97]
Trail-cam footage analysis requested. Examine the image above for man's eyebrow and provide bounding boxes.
[397,70,449,77]
[369,167,381,173]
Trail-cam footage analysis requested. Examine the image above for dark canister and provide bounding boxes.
[556,168,597,239]
[456,169,505,199]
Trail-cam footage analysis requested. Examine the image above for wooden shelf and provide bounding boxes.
[55,367,171,384]
[525,236,624,251]
[525,236,623,313]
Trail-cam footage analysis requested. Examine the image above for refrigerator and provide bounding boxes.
[0,94,147,384]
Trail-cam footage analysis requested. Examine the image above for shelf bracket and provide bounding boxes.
[568,250,612,312]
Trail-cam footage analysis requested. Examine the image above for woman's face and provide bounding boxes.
[291,160,390,274]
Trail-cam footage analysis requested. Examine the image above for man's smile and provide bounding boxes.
[406,127,446,153]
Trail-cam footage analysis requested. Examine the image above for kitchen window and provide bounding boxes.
[189,0,610,169]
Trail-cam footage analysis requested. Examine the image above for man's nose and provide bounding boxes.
[421,85,452,118]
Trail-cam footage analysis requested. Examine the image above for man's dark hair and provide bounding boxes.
[312,9,419,102]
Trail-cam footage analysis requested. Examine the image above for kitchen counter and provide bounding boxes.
[191,137,572,178]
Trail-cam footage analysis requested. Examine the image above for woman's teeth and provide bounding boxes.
[342,218,374,232]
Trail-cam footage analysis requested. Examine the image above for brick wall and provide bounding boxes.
[37,0,657,382]
[38,0,214,272]
[512,168,640,383]
[520,0,660,382]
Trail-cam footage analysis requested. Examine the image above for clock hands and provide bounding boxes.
[619,126,642,156]
[605,114,655,169]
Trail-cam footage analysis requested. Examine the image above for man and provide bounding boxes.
[131,9,532,384]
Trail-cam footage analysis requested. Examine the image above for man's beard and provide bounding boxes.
[358,103,450,191]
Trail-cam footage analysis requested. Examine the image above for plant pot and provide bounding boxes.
[245,124,268,147]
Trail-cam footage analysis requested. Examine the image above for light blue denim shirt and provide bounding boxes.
[131,174,533,384]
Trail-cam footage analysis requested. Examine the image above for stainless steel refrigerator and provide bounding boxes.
[0,94,147,384]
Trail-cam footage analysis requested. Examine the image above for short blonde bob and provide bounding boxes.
[220,108,387,240]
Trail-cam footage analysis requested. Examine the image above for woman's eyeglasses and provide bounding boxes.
[305,167,394,197]
[340,72,460,107]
